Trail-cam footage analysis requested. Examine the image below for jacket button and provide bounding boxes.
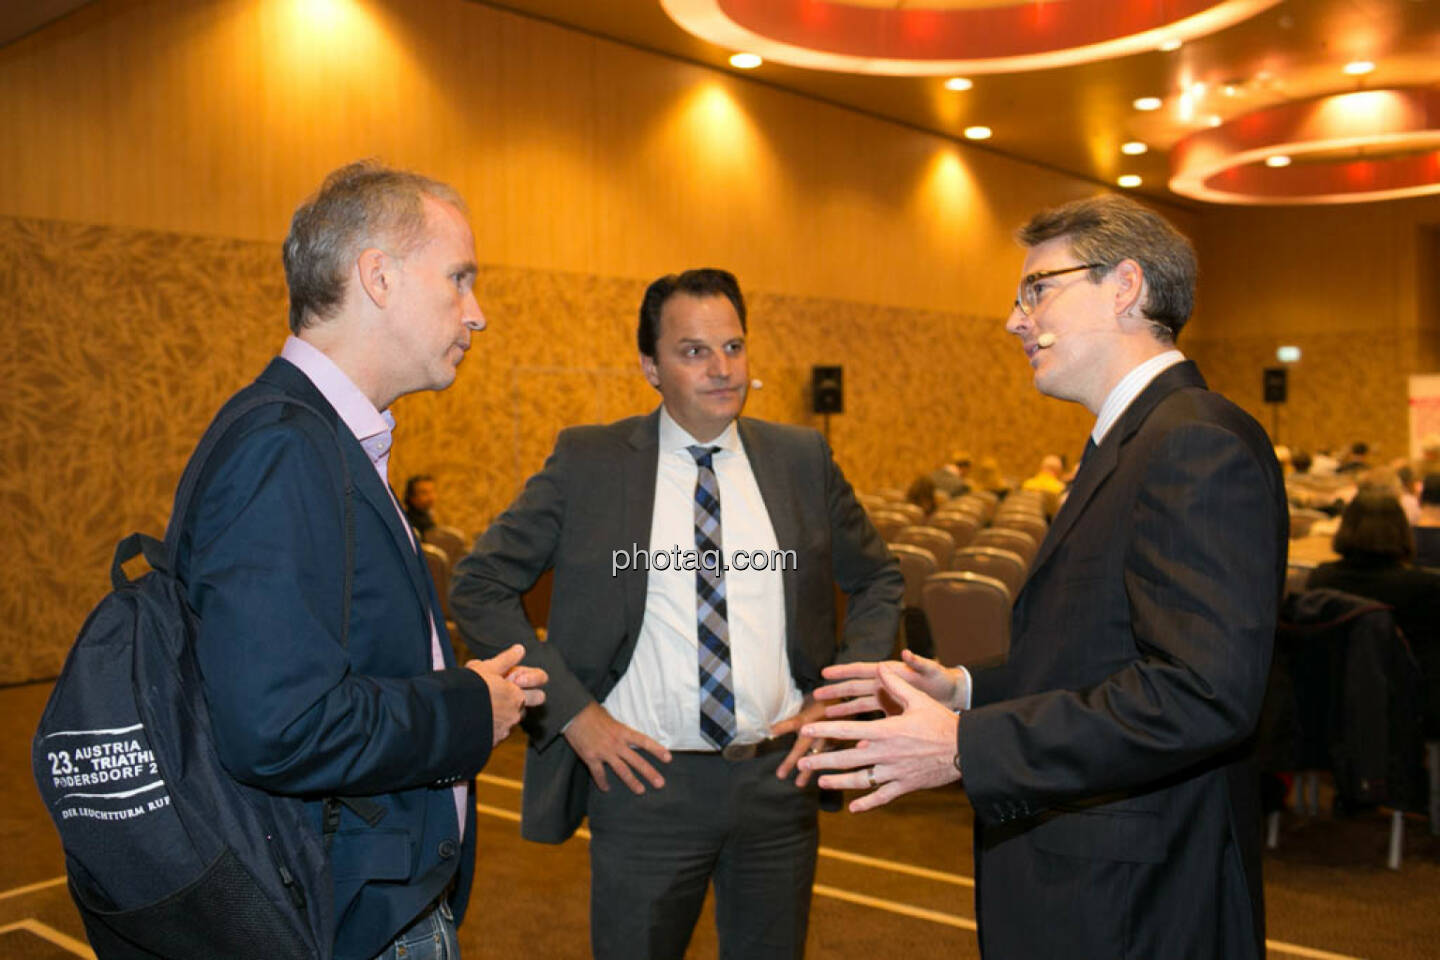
[438,839,458,859]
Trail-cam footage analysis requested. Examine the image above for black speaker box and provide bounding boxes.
[812,365,843,414]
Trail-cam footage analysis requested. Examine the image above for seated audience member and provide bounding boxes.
[1021,455,1065,496]
[969,455,1011,500]
[1337,441,1370,474]
[1415,473,1440,568]
[906,474,938,516]
[1307,488,1440,739]
[1290,449,1313,476]
[1310,448,1340,477]
[403,473,438,536]
[1273,445,1292,476]
[930,451,971,498]
[1362,466,1420,524]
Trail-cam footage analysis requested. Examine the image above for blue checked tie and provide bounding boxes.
[688,445,737,748]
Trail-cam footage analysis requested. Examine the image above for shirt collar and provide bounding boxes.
[280,335,396,467]
[1092,349,1185,446]
[658,404,740,457]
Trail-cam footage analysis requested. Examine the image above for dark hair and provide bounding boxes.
[283,160,465,334]
[1332,488,1414,562]
[1291,449,1313,474]
[1016,193,1197,342]
[403,474,435,510]
[1350,441,1369,457]
[905,475,937,515]
[1421,473,1440,507]
[637,268,747,358]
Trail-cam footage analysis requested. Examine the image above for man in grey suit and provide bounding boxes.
[801,195,1286,959]
[449,268,903,960]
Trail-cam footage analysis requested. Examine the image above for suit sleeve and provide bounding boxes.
[188,423,494,797]
[822,436,904,664]
[449,432,592,749]
[958,423,1280,822]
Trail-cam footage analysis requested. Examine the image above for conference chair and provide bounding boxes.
[893,525,957,569]
[422,524,469,566]
[922,572,1011,668]
[928,512,979,550]
[990,512,1048,545]
[869,510,911,542]
[887,502,927,525]
[971,527,1038,567]
[951,546,1027,600]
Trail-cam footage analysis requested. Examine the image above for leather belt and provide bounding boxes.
[672,731,797,762]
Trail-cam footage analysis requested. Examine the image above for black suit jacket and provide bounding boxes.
[177,358,495,960]
[450,409,903,842]
[958,362,1287,959]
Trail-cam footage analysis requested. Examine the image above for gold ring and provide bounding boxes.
[807,745,823,755]
[866,767,877,789]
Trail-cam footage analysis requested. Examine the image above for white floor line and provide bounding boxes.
[0,918,96,958]
[473,785,1369,960]
[0,876,66,901]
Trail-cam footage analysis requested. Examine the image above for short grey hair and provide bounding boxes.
[282,160,466,334]
[1017,193,1196,342]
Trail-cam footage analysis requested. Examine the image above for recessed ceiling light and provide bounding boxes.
[1265,155,1292,168]
[944,77,973,92]
[1223,84,1239,97]
[1133,96,1163,111]
[1343,60,1375,76]
[1159,39,1183,52]
[1208,115,1224,127]
[1121,141,1149,156]
[729,52,762,69]
[963,126,992,140]
[1117,175,1143,188]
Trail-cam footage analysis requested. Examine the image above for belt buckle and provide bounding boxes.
[721,741,758,761]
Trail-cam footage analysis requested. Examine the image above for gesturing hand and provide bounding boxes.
[465,644,548,747]
[563,702,672,794]
[798,666,961,812]
[770,696,829,787]
[813,649,964,718]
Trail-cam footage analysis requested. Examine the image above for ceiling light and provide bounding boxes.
[729,52,762,69]
[1342,60,1375,76]
[1133,96,1163,111]
[1208,115,1224,127]
[963,126,992,140]
[944,77,973,91]
[1121,141,1149,155]
[1117,175,1142,188]
[1223,84,1238,97]
[1159,39,1183,52]
[1265,155,1292,168]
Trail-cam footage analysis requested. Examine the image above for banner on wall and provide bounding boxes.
[1409,374,1440,459]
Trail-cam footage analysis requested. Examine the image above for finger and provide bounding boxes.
[483,644,526,675]
[629,732,673,765]
[799,744,879,773]
[814,678,881,701]
[618,747,666,789]
[820,661,885,681]
[607,755,649,795]
[800,717,894,742]
[508,666,548,689]
[824,696,881,718]
[775,735,810,780]
[900,648,942,676]
[849,780,906,813]
[523,688,546,707]
[586,759,610,792]
[876,665,920,709]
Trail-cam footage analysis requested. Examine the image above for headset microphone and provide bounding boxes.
[1036,333,1057,348]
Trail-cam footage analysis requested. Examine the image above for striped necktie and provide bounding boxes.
[688,445,737,748]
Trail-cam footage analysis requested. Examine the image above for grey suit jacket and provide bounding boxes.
[451,409,903,842]
[957,362,1287,959]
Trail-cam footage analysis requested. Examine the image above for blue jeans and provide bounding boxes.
[372,898,459,960]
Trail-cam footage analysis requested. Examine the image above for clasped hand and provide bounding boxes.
[465,644,548,747]
[797,650,965,812]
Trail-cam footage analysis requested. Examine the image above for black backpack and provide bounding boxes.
[32,392,364,959]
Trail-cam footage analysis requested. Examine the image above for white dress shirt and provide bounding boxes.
[603,406,804,749]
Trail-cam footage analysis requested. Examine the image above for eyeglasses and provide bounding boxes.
[1013,263,1106,316]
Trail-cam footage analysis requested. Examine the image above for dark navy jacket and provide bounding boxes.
[176,358,494,959]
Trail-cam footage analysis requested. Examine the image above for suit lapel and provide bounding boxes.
[737,419,800,652]
[257,359,438,626]
[1026,361,1207,582]
[621,412,661,641]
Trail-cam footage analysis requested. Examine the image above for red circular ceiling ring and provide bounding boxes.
[662,0,1282,75]
[1169,87,1440,205]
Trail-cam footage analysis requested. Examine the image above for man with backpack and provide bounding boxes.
[174,161,544,958]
